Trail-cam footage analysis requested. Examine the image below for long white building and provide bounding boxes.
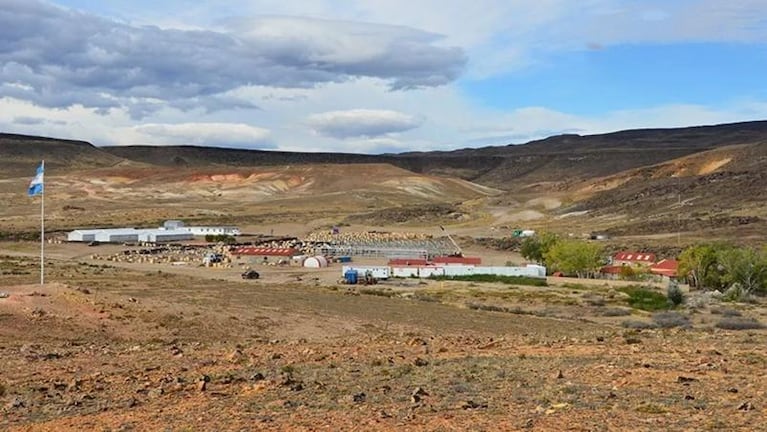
[67,228,194,243]
[163,220,240,236]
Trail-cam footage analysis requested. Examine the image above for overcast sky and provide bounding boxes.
[1,0,767,153]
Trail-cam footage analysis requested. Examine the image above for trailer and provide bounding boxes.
[341,265,390,280]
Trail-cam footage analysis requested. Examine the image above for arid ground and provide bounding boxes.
[1,240,766,431]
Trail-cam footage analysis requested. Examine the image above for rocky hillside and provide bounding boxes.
[0,133,126,177]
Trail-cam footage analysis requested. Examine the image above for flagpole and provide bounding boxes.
[40,159,44,286]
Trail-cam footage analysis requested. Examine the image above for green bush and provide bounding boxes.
[667,281,684,307]
[429,274,547,287]
[205,234,236,244]
[619,286,669,311]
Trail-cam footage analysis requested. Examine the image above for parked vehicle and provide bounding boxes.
[241,270,260,280]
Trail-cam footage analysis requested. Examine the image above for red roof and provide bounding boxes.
[613,251,656,263]
[388,258,429,266]
[650,259,679,277]
[233,247,298,257]
[433,256,482,265]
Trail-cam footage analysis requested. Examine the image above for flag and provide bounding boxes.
[28,162,44,197]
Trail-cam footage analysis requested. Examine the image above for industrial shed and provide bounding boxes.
[93,229,141,243]
[67,230,97,242]
[138,230,194,243]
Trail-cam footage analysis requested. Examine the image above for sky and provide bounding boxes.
[1,0,767,153]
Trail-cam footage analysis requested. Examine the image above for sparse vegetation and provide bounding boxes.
[429,274,547,287]
[651,311,691,328]
[621,320,657,329]
[619,286,669,311]
[205,234,236,244]
[715,317,765,330]
[710,307,742,317]
[596,307,632,317]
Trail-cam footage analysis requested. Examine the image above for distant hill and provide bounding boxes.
[3,120,766,189]
[102,121,767,190]
[0,133,126,177]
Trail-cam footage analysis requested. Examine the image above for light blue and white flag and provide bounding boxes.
[28,162,44,197]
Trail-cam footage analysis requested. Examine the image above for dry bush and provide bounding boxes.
[652,311,691,328]
[621,320,657,329]
[715,317,765,330]
[595,307,632,317]
[710,307,742,317]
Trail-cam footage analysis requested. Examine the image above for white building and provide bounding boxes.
[67,230,97,242]
[138,229,194,243]
[67,228,193,243]
[163,220,240,236]
[182,226,241,236]
[392,266,445,278]
[341,265,391,279]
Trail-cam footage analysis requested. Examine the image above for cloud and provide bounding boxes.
[132,122,273,149]
[0,1,465,116]
[12,116,45,125]
[307,109,424,139]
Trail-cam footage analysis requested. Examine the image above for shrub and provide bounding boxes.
[715,317,766,330]
[619,286,669,311]
[597,307,632,317]
[723,283,751,302]
[667,281,684,307]
[651,311,691,329]
[621,320,657,329]
[358,288,396,298]
[411,292,440,303]
[710,307,742,317]
[205,234,236,244]
[430,274,547,287]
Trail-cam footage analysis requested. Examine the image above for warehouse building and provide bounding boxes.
[138,229,194,243]
[67,230,97,242]
[67,228,193,243]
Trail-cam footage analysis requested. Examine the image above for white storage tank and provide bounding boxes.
[303,256,329,268]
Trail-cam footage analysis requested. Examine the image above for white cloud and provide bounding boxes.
[0,1,465,116]
[131,123,273,148]
[307,109,423,139]
[2,0,767,154]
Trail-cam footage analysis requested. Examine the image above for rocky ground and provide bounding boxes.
[1,255,767,431]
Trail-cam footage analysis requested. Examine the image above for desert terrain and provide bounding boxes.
[2,123,767,430]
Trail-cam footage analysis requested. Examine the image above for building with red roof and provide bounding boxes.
[650,259,680,279]
[613,252,657,267]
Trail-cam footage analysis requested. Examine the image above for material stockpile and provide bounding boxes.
[91,244,234,268]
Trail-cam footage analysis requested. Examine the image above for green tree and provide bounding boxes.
[544,240,604,278]
[717,247,767,296]
[520,232,559,264]
[678,244,720,290]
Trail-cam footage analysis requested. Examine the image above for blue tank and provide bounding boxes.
[344,269,358,284]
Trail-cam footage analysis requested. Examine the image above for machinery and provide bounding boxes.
[341,269,377,285]
[241,270,260,280]
[439,225,463,256]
